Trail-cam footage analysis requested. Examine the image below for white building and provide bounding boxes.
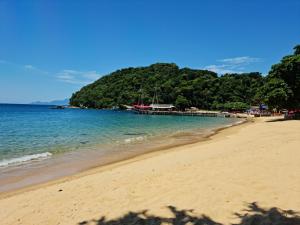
[150,104,175,111]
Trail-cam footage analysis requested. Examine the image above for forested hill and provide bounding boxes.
[70,63,264,110]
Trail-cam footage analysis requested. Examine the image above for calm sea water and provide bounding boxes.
[0,104,243,191]
[0,104,240,168]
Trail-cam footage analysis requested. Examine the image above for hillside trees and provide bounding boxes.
[70,63,263,110]
[261,45,300,109]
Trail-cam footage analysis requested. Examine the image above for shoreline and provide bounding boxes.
[0,118,249,199]
[1,116,299,225]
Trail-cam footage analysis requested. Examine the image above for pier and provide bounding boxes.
[133,110,228,117]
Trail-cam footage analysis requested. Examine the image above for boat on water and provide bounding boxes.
[132,88,221,117]
[133,87,175,113]
[133,104,152,110]
[132,87,153,112]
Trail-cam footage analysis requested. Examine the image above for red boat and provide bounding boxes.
[133,88,153,111]
[133,104,152,110]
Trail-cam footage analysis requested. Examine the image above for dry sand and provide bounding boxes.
[0,117,299,225]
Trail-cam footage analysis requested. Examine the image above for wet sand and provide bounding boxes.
[0,117,299,225]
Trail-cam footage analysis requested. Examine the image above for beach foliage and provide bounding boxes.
[222,102,249,111]
[175,95,190,110]
[260,78,290,109]
[262,45,300,109]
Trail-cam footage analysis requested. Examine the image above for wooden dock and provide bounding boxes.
[133,110,228,117]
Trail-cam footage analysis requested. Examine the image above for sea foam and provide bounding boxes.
[124,136,145,144]
[0,152,52,167]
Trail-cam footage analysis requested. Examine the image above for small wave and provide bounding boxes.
[0,152,52,167]
[124,136,145,144]
[223,124,233,128]
[234,120,245,125]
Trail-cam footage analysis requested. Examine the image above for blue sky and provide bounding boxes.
[0,0,299,103]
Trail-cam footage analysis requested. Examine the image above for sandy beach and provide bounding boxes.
[0,117,299,225]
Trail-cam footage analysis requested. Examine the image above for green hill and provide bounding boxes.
[70,63,264,110]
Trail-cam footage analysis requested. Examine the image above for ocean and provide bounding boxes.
[0,104,242,191]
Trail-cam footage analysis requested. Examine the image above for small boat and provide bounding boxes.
[133,104,152,110]
[132,87,152,112]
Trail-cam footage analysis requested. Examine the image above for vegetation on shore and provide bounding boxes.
[259,45,300,109]
[70,46,300,110]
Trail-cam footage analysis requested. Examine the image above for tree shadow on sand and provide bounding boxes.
[78,202,300,225]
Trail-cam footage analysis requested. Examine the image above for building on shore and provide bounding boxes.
[149,104,175,111]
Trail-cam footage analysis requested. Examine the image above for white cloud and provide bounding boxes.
[204,64,243,74]
[57,73,74,80]
[218,56,262,65]
[1,59,101,85]
[204,56,262,75]
[56,69,101,85]
[24,64,49,75]
[82,71,101,80]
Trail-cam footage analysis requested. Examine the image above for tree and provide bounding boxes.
[70,47,300,111]
[261,78,290,110]
[267,45,300,109]
[294,45,300,55]
[223,102,249,111]
[69,63,263,110]
[175,95,190,110]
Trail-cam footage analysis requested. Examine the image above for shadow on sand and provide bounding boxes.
[78,202,300,225]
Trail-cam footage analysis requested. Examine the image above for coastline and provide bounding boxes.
[0,117,248,198]
[1,116,299,225]
[0,118,249,194]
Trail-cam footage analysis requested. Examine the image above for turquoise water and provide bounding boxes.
[0,104,239,168]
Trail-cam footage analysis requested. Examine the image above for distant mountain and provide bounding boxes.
[31,99,69,105]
